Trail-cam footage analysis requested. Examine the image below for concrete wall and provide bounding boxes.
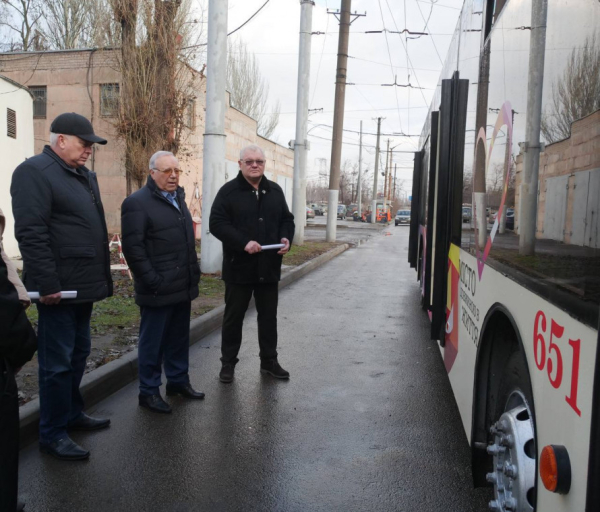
[0,77,34,258]
[0,49,294,236]
[514,109,600,245]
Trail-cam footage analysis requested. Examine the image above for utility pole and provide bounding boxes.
[292,0,314,246]
[371,117,382,223]
[383,139,390,211]
[357,120,363,217]
[519,0,548,255]
[393,164,397,203]
[201,0,228,273]
[326,1,365,241]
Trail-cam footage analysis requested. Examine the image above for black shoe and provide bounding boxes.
[166,382,205,399]
[138,393,172,414]
[68,413,111,432]
[260,359,290,379]
[16,500,25,511]
[39,436,90,461]
[219,363,235,383]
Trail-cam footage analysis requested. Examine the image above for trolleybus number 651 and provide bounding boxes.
[533,310,582,417]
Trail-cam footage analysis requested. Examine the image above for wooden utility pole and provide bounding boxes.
[326,1,365,241]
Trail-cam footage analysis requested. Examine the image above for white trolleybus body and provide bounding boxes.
[408,1,600,511]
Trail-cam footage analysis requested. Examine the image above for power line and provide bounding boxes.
[413,0,444,65]
[310,0,330,108]
[182,0,271,49]
[376,0,404,133]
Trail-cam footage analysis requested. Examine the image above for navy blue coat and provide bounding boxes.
[121,176,200,307]
[10,146,113,303]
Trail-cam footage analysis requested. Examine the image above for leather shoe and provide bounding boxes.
[260,359,290,379]
[68,413,111,431]
[139,393,172,414]
[166,382,205,399]
[39,436,90,461]
[17,499,25,511]
[219,363,235,383]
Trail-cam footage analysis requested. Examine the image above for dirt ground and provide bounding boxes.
[16,241,339,406]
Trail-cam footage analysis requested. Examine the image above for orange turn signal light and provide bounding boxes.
[540,445,571,495]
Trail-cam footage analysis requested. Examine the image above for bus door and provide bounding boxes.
[408,151,423,269]
[430,72,469,343]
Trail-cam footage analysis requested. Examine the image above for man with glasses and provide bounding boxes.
[210,144,295,383]
[11,113,112,461]
[121,151,203,414]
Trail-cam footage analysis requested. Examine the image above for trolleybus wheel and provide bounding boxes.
[487,352,536,512]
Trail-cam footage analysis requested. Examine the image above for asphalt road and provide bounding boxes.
[17,227,491,512]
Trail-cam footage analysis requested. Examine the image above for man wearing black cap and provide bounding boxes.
[11,113,113,461]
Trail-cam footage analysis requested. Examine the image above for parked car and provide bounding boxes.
[337,204,347,220]
[306,206,315,219]
[506,208,515,229]
[462,206,472,223]
[395,209,411,226]
[310,204,324,216]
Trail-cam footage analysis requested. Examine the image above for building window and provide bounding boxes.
[7,108,16,138]
[100,83,120,117]
[29,86,47,118]
[185,99,195,129]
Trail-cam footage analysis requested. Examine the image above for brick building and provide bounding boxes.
[514,110,600,248]
[0,49,294,234]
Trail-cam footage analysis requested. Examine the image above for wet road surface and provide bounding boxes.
[18,227,491,511]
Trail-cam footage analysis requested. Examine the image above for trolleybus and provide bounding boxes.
[408,1,600,511]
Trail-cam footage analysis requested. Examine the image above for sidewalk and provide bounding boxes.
[18,219,384,446]
[18,227,490,511]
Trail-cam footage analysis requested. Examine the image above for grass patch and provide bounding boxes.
[283,241,340,266]
[199,274,225,297]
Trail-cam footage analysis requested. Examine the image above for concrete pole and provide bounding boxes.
[383,139,390,211]
[371,117,382,223]
[201,0,228,273]
[292,0,314,245]
[326,0,352,242]
[519,0,548,255]
[393,164,396,203]
[357,120,363,217]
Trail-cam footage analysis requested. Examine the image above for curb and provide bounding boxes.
[19,242,351,446]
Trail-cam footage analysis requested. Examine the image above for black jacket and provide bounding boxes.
[121,176,200,307]
[209,172,295,284]
[10,146,113,303]
[0,251,37,369]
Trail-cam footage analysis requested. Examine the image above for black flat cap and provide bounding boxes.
[50,113,107,145]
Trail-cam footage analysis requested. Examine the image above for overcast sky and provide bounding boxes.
[198,0,464,192]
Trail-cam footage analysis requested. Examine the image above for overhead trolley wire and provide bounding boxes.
[182,0,272,49]
[376,0,404,134]
[413,0,445,65]
[310,0,330,108]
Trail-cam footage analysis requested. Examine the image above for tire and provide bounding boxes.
[488,350,537,512]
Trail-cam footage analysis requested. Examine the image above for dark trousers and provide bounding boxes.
[221,282,278,364]
[0,359,18,512]
[37,302,93,444]
[138,301,191,396]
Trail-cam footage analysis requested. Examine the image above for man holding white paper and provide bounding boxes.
[11,113,112,461]
[209,144,295,383]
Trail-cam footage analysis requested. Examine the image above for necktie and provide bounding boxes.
[167,194,180,211]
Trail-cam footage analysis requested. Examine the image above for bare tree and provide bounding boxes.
[0,0,43,50]
[227,39,280,139]
[43,0,121,49]
[111,0,205,193]
[541,34,600,143]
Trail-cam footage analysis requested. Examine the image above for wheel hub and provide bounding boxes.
[486,401,536,511]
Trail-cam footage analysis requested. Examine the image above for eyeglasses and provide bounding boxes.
[153,167,183,175]
[242,159,265,166]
